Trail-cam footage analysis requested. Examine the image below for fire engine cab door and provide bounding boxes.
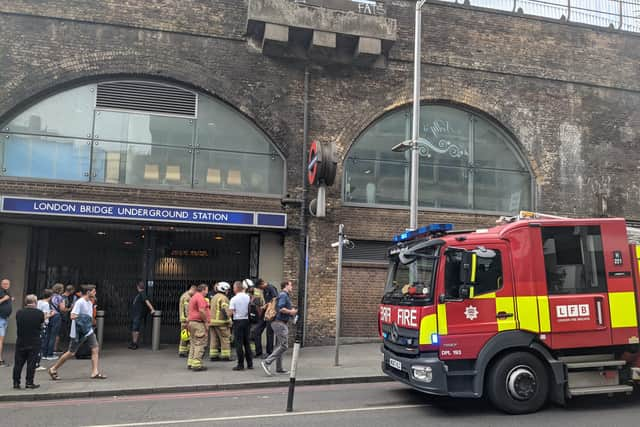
[540,225,612,348]
[438,243,517,360]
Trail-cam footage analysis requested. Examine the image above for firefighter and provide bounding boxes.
[178,285,197,357]
[246,280,264,356]
[187,284,210,371]
[209,282,232,361]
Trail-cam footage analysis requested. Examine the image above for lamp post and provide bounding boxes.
[392,0,428,231]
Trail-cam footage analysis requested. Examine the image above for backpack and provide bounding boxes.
[264,298,277,321]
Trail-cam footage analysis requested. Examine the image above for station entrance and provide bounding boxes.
[26,223,258,344]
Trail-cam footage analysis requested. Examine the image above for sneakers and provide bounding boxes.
[247,365,254,370]
[25,383,40,389]
[36,366,47,372]
[13,383,20,389]
[261,361,273,377]
[232,366,244,371]
[276,369,289,375]
[128,343,139,350]
[42,356,59,361]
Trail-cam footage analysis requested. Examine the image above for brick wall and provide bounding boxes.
[340,263,388,338]
[1,0,639,344]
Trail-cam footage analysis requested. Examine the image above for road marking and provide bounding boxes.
[83,403,429,427]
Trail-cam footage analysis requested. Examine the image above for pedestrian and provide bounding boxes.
[43,283,64,359]
[228,281,253,371]
[246,281,264,357]
[58,285,76,349]
[261,281,297,376]
[187,284,210,371]
[0,278,14,366]
[37,289,55,365]
[209,282,232,361]
[47,285,106,380]
[178,284,197,357]
[254,279,278,357]
[129,281,156,350]
[12,294,44,389]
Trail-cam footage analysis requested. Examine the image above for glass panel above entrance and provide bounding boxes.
[0,81,285,196]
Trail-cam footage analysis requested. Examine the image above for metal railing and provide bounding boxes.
[437,0,640,33]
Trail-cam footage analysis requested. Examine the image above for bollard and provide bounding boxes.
[96,310,105,349]
[152,310,162,351]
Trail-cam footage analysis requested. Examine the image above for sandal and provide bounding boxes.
[48,368,59,381]
[91,373,107,380]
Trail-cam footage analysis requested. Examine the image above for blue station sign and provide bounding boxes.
[0,196,287,229]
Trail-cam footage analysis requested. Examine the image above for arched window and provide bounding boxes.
[0,81,285,196]
[344,105,532,213]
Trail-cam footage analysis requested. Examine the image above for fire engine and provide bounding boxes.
[379,212,640,414]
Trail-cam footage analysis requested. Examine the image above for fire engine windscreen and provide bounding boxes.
[382,245,438,306]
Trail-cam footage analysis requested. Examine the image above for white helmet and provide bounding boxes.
[216,282,230,293]
[242,279,254,289]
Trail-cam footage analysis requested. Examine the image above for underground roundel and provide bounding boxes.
[464,305,479,321]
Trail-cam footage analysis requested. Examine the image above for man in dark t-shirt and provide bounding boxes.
[13,294,44,389]
[0,278,14,366]
[129,282,155,349]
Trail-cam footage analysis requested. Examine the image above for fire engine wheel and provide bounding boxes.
[487,352,549,414]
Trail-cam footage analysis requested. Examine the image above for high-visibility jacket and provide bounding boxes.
[210,293,231,326]
[179,291,191,323]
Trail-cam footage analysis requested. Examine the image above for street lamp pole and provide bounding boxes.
[410,0,427,231]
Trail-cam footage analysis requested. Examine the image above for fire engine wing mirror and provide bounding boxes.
[398,248,416,265]
[460,251,476,285]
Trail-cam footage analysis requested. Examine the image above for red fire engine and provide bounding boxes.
[379,212,640,414]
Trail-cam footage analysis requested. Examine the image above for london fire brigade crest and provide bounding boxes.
[464,305,479,320]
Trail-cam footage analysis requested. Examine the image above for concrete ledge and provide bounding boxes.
[0,375,391,403]
[248,0,397,41]
[262,23,290,56]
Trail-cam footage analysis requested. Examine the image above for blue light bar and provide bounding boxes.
[392,223,454,242]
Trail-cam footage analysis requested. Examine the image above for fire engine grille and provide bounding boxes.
[96,81,197,117]
[382,323,419,356]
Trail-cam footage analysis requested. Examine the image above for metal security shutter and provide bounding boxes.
[343,240,390,263]
[96,81,197,117]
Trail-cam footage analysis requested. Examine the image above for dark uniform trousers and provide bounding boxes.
[233,319,253,368]
[13,346,38,385]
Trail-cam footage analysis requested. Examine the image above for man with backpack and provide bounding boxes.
[261,280,297,376]
[254,279,277,358]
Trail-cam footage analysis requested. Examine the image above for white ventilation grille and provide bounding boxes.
[96,81,197,117]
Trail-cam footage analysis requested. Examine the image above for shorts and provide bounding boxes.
[0,317,7,337]
[130,315,143,332]
[69,333,98,354]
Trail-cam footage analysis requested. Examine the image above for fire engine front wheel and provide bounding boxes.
[487,352,549,414]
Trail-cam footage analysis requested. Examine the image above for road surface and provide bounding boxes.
[2,381,639,426]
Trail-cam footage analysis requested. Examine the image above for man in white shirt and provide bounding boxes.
[228,281,253,371]
[48,286,106,380]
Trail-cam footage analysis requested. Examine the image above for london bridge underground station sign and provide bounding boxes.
[0,196,287,229]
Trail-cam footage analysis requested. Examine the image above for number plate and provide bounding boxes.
[389,358,402,371]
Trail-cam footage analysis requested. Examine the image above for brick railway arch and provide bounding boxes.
[340,100,536,215]
[0,55,293,159]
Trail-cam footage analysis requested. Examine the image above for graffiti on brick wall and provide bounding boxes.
[293,0,386,16]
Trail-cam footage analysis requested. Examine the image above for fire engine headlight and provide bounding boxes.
[411,365,433,383]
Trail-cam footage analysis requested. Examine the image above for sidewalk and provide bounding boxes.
[0,342,388,401]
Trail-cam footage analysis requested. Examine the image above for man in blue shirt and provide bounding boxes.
[261,281,297,376]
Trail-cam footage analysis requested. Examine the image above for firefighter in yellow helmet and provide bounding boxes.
[178,284,197,357]
[209,282,232,361]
